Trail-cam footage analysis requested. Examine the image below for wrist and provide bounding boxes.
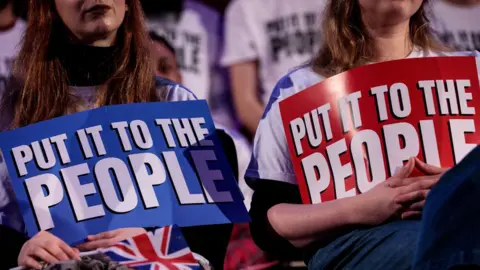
[345,195,370,225]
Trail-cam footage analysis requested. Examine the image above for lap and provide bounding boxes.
[308,220,420,270]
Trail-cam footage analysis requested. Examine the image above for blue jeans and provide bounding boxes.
[308,146,480,270]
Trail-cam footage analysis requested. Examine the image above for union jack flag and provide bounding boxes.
[101,225,201,270]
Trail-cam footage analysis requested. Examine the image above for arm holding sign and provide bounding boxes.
[77,228,146,251]
[247,83,446,253]
[18,228,146,269]
[253,158,444,249]
[18,231,80,270]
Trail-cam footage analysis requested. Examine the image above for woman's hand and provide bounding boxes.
[353,158,416,225]
[394,158,448,219]
[354,158,446,225]
[77,228,147,251]
[18,231,80,270]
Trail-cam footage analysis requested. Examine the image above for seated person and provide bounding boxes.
[247,0,480,269]
[0,1,230,269]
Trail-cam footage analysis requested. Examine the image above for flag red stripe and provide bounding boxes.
[161,226,170,255]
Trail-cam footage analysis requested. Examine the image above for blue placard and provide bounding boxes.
[0,100,250,245]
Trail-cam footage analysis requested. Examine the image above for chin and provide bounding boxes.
[87,19,120,36]
[385,0,421,16]
[381,3,417,22]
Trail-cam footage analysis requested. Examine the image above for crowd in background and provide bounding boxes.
[0,0,479,269]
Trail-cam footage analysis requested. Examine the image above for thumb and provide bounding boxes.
[391,158,415,181]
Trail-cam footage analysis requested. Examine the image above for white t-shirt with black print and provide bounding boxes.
[432,1,480,51]
[221,0,325,105]
[147,3,255,209]
[0,20,25,92]
[147,1,220,101]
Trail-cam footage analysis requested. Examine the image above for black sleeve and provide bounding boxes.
[248,178,304,261]
[179,130,236,270]
[0,225,28,269]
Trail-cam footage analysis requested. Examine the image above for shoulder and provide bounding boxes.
[225,0,247,12]
[16,19,26,30]
[155,77,198,102]
[263,65,324,116]
[8,19,26,34]
[224,0,256,19]
[423,50,480,57]
[183,1,220,32]
[185,0,219,20]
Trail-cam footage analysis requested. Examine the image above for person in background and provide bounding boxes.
[144,0,254,209]
[0,0,26,92]
[144,5,261,267]
[221,0,325,137]
[0,0,201,269]
[149,31,183,83]
[431,0,480,51]
[247,0,480,269]
[143,0,219,103]
[148,30,272,270]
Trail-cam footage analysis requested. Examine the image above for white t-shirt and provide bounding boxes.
[221,0,325,105]
[147,1,221,101]
[147,3,255,209]
[0,20,25,91]
[432,1,480,51]
[246,50,480,187]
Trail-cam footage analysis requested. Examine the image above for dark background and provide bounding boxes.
[14,0,232,19]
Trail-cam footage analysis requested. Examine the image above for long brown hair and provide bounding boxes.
[313,0,446,77]
[9,0,160,128]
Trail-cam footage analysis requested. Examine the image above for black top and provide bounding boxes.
[57,43,119,87]
[247,177,326,263]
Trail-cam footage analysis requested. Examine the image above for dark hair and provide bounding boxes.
[13,0,28,19]
[141,0,184,18]
[149,31,176,56]
[313,0,447,77]
[8,0,161,128]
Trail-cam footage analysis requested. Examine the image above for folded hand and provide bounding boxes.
[394,158,448,219]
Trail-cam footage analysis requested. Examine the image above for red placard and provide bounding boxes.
[279,57,480,204]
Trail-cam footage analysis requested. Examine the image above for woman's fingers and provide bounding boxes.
[22,257,43,270]
[408,200,426,211]
[88,230,117,241]
[46,244,70,261]
[33,248,59,264]
[77,238,117,251]
[395,189,429,205]
[398,174,440,187]
[388,158,415,187]
[59,240,81,260]
[397,178,436,197]
[414,157,448,175]
[401,210,422,220]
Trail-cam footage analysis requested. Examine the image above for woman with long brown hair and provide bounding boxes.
[246,0,479,269]
[0,0,197,268]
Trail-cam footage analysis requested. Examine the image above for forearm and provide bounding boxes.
[267,195,366,248]
[229,62,264,134]
[235,96,264,134]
